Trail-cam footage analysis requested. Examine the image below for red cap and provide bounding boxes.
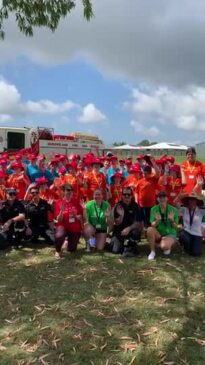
[0,171,6,178]
[59,154,67,161]
[155,159,163,165]
[59,166,67,174]
[2,153,9,160]
[109,155,118,161]
[166,156,175,163]
[50,158,60,165]
[170,164,180,173]
[11,162,24,170]
[130,164,142,173]
[125,159,132,165]
[111,172,124,181]
[15,154,22,160]
[137,154,144,161]
[29,154,37,161]
[54,153,61,158]
[67,161,77,170]
[160,157,168,165]
[36,177,48,185]
[0,159,7,166]
[91,158,103,167]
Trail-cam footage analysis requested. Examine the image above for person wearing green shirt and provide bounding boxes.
[83,189,112,251]
[147,190,179,260]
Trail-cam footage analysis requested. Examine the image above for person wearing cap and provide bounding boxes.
[26,154,40,182]
[65,161,80,199]
[176,192,205,257]
[85,158,106,201]
[7,162,30,200]
[0,188,25,249]
[110,187,142,257]
[180,147,204,195]
[37,155,54,183]
[147,190,179,260]
[106,156,120,185]
[54,183,83,258]
[24,185,55,245]
[135,156,160,227]
[162,164,184,206]
[123,164,142,201]
[50,166,68,197]
[109,172,124,207]
[84,188,112,252]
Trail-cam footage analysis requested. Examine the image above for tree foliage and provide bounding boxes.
[0,0,93,39]
[137,139,151,146]
[113,141,127,147]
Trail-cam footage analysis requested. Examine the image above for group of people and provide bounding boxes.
[0,146,204,260]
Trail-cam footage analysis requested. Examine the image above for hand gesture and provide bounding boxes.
[154,212,161,221]
[105,207,111,218]
[28,183,36,191]
[121,226,131,236]
[168,210,175,222]
[196,175,204,186]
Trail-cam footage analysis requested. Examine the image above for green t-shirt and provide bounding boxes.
[150,204,178,237]
[86,200,110,230]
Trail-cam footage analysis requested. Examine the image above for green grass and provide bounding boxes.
[0,242,205,365]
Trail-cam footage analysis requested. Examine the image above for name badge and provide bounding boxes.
[96,224,101,229]
[189,175,194,179]
[69,218,75,223]
[170,192,176,197]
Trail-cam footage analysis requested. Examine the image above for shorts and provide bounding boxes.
[95,228,107,234]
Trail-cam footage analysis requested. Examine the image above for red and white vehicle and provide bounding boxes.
[0,126,106,156]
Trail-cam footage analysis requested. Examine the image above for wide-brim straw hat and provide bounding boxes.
[181,192,205,206]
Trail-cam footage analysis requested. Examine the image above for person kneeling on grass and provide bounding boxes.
[83,189,112,252]
[54,184,83,258]
[147,190,179,260]
[110,187,142,257]
[177,192,205,257]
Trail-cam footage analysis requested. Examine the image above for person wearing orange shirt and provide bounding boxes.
[7,162,30,200]
[109,172,124,207]
[85,158,106,201]
[50,167,68,197]
[181,147,204,194]
[135,157,160,226]
[65,161,81,199]
[0,171,8,200]
[162,164,184,206]
[123,164,142,201]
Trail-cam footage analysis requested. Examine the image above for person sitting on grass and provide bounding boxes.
[110,187,142,257]
[83,189,112,252]
[147,190,179,260]
[176,192,205,257]
[0,188,25,249]
[54,184,83,259]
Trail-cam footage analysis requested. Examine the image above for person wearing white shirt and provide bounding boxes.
[178,192,205,256]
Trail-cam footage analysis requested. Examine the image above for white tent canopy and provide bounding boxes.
[144,142,188,150]
[113,144,140,150]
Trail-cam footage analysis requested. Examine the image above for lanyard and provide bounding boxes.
[159,205,168,224]
[94,202,103,223]
[189,207,196,227]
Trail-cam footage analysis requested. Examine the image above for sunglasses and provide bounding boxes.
[122,193,132,197]
[64,188,73,192]
[8,192,16,196]
[31,191,39,195]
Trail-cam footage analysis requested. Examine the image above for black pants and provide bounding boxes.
[179,230,202,257]
[0,229,25,250]
[111,228,141,254]
[25,226,55,244]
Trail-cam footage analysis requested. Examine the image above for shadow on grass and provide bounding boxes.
[0,242,204,365]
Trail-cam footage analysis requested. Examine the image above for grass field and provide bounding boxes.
[0,242,204,365]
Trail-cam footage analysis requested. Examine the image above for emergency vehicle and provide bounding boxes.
[0,126,106,156]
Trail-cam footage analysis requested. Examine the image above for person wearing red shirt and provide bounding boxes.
[135,157,160,226]
[181,147,204,194]
[123,164,142,201]
[65,161,80,199]
[54,183,83,258]
[85,158,106,201]
[50,167,68,197]
[0,171,8,200]
[7,162,30,200]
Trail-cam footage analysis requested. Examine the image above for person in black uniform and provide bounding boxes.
[111,187,142,256]
[24,185,54,244]
[0,188,25,249]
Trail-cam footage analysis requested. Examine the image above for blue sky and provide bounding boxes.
[1,0,205,146]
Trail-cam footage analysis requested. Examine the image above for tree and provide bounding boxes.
[113,142,127,147]
[137,139,151,146]
[0,0,93,39]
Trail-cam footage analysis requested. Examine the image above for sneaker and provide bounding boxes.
[163,249,171,255]
[148,251,156,260]
[55,252,61,259]
[85,242,91,252]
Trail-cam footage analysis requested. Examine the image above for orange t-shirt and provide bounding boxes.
[7,173,30,200]
[164,177,183,206]
[0,184,7,200]
[65,174,79,198]
[136,175,159,207]
[86,171,106,200]
[109,185,122,207]
[180,160,204,194]
[123,174,141,202]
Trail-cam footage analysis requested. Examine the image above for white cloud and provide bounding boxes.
[0,78,77,119]
[79,103,106,123]
[1,0,205,87]
[130,120,160,136]
[128,85,205,132]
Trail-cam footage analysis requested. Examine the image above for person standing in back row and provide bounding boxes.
[180,147,204,195]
